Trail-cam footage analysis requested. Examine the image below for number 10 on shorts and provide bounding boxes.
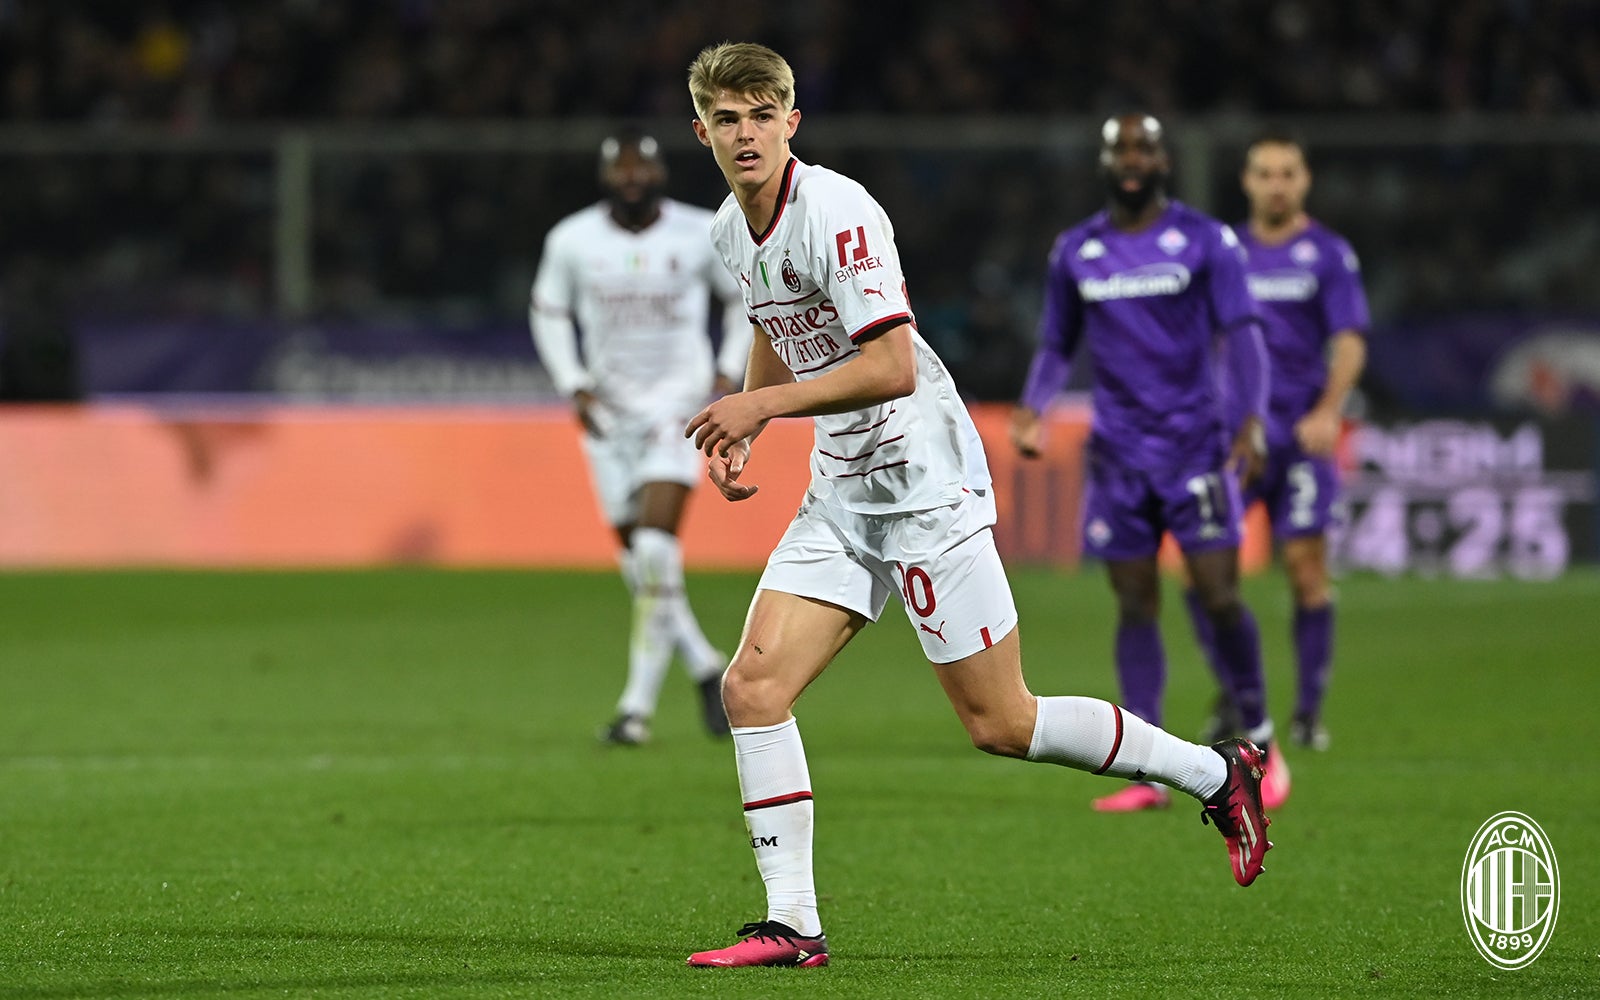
[898,564,937,618]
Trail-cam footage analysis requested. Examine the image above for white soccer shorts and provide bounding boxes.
[580,413,705,526]
[757,488,1019,664]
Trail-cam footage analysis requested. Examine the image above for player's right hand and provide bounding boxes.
[708,439,759,502]
[573,389,606,437]
[1228,415,1268,487]
[1294,406,1341,457]
[1009,406,1043,459]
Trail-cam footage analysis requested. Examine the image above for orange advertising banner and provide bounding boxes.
[0,402,1265,570]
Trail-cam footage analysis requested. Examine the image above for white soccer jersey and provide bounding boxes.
[709,158,991,514]
[530,198,750,424]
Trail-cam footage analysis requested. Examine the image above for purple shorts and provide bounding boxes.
[1246,441,1340,539]
[1081,453,1244,561]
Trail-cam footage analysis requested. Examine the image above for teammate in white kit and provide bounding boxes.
[531,131,752,746]
[679,42,1275,970]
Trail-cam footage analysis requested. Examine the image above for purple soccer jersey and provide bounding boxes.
[1238,220,1370,447]
[1021,202,1263,473]
[1021,201,1266,556]
[1238,219,1370,537]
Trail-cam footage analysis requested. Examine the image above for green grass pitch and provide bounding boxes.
[1,567,1595,998]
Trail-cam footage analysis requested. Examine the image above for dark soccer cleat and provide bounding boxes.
[1290,712,1330,751]
[1198,692,1244,744]
[687,920,829,968]
[699,675,731,738]
[1201,738,1273,886]
[598,713,649,746]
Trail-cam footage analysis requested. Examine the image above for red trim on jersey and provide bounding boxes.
[530,298,571,318]
[793,349,858,375]
[749,288,822,310]
[980,626,993,649]
[743,790,814,812]
[827,460,909,479]
[849,313,912,342]
[819,434,905,463]
[827,407,895,437]
[1093,705,1125,775]
[748,158,798,246]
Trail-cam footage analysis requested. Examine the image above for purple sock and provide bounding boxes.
[1212,606,1267,730]
[1183,588,1225,688]
[1115,620,1167,727]
[1295,604,1334,719]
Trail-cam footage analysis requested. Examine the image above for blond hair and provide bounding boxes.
[687,42,795,121]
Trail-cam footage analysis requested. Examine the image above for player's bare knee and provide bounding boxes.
[1111,582,1160,622]
[1289,576,1327,608]
[1285,562,1328,606]
[964,715,1030,759]
[719,661,792,726]
[1116,604,1160,628]
[1192,580,1241,623]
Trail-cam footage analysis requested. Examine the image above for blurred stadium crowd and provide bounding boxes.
[2,1,1598,401]
[6,1,1598,120]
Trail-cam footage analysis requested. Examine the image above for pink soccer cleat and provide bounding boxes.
[1260,741,1291,810]
[1092,781,1171,812]
[686,921,829,968]
[1201,738,1273,886]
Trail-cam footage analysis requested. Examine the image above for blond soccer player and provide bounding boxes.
[680,42,1274,969]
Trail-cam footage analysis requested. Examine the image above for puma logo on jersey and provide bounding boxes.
[862,283,885,298]
[919,620,947,643]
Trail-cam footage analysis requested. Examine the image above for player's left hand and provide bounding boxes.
[712,374,740,398]
[1009,405,1044,459]
[1295,407,1341,457]
[686,390,769,456]
[707,439,758,501]
[1228,415,1267,487]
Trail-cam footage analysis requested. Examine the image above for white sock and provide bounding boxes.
[733,718,820,937]
[671,597,722,681]
[1248,719,1275,748]
[630,528,722,680]
[1027,696,1226,801]
[616,547,638,595]
[614,532,678,717]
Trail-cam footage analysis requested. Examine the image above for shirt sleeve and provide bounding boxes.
[1019,235,1083,413]
[807,181,912,342]
[1320,236,1371,337]
[528,226,594,397]
[704,244,753,385]
[714,301,755,387]
[1209,224,1269,426]
[1223,318,1269,432]
[1206,224,1260,331]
